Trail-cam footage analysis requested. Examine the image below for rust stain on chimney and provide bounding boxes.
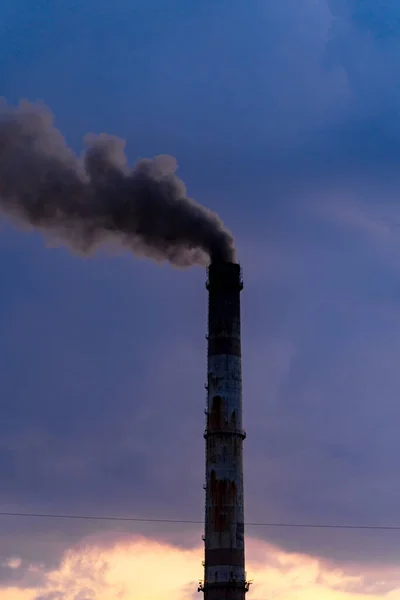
[209,470,238,533]
[209,395,224,429]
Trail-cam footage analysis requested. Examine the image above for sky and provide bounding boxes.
[2,0,400,598]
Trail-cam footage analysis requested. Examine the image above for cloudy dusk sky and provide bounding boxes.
[3,0,400,598]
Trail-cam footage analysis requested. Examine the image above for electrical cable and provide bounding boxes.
[0,511,398,532]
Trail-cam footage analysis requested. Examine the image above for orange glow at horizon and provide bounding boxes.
[1,535,399,600]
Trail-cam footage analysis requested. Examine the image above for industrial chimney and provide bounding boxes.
[198,262,250,600]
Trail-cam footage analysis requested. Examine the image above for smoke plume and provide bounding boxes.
[0,100,235,266]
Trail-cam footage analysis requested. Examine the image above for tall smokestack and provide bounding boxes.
[199,262,250,599]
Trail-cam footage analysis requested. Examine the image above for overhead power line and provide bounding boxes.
[0,511,400,532]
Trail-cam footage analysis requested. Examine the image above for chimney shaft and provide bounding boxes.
[199,262,249,599]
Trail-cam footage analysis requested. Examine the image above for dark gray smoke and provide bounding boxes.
[0,99,236,266]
